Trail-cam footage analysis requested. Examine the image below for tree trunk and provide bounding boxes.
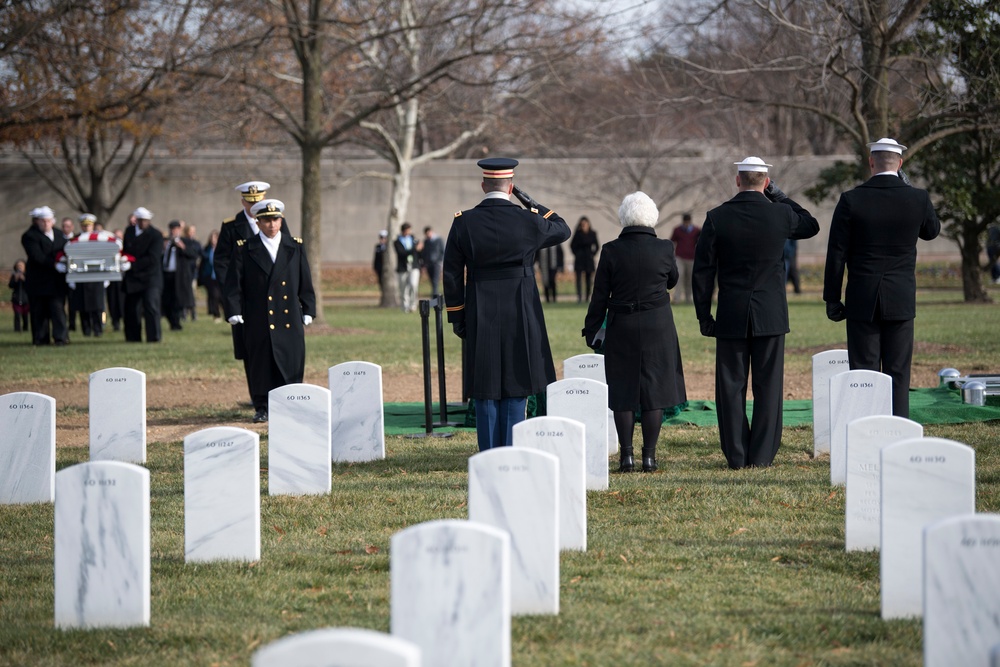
[959,222,991,303]
[301,140,324,319]
[379,166,414,308]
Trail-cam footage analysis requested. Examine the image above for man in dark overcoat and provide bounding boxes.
[444,158,571,451]
[223,199,316,423]
[161,220,198,331]
[693,157,819,469]
[20,206,69,346]
[122,207,164,343]
[823,138,940,419]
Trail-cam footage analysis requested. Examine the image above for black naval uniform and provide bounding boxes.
[823,173,940,418]
[693,191,819,469]
[122,224,164,342]
[20,225,69,345]
[443,194,571,449]
[223,231,316,412]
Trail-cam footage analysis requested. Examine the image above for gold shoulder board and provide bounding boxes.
[295,237,303,243]
[223,217,236,224]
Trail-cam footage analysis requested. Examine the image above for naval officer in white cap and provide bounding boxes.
[823,138,940,419]
[693,156,819,469]
[21,205,70,345]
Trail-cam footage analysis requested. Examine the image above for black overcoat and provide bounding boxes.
[823,175,940,321]
[122,225,164,294]
[223,232,316,398]
[443,197,571,400]
[583,226,687,411]
[21,226,67,298]
[693,192,819,338]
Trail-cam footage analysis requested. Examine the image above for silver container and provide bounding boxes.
[962,381,986,406]
[938,368,961,389]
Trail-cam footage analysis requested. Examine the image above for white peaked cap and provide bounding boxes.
[734,156,772,172]
[30,206,56,219]
[132,207,153,220]
[867,137,907,154]
[251,198,285,218]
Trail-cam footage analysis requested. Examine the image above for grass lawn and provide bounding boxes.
[0,277,998,666]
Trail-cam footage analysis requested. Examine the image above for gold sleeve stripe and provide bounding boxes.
[446,305,465,312]
[543,210,554,219]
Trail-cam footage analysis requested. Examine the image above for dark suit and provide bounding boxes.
[20,225,68,345]
[823,174,940,418]
[122,224,164,342]
[693,191,819,468]
[223,231,316,411]
[444,195,571,450]
[161,235,198,330]
[421,235,445,296]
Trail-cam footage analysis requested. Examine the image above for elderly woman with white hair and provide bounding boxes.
[582,192,687,473]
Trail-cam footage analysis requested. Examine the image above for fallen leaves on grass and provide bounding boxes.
[730,527,748,535]
[316,525,328,536]
[619,554,628,564]
[365,545,379,555]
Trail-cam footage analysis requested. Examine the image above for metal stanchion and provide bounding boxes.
[407,298,452,439]
[432,295,463,428]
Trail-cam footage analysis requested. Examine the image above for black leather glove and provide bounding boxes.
[512,185,542,211]
[452,320,466,339]
[763,180,788,203]
[897,169,911,186]
[826,301,846,322]
[699,317,716,337]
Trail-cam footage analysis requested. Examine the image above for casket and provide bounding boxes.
[64,233,124,283]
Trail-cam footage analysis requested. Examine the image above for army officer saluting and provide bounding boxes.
[223,199,316,423]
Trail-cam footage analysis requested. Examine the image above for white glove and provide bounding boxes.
[55,261,68,274]
[120,260,131,271]
[228,315,244,325]
[303,315,313,326]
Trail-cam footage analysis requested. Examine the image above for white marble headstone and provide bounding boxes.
[252,628,421,667]
[329,361,385,462]
[880,437,975,619]
[563,354,617,455]
[829,370,892,485]
[391,519,510,667]
[992,643,1000,667]
[924,514,1000,667]
[0,391,55,504]
[54,461,150,628]
[268,383,331,496]
[845,415,923,551]
[547,378,609,491]
[184,426,261,562]
[513,416,587,551]
[469,447,559,615]
[89,367,146,463]
[811,349,849,456]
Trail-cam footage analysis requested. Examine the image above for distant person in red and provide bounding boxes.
[669,212,700,304]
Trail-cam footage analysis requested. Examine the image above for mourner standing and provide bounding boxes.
[444,158,571,450]
[394,223,422,312]
[669,212,700,303]
[20,206,69,346]
[61,217,79,331]
[373,230,388,301]
[693,157,819,469]
[9,260,29,333]
[421,225,445,296]
[583,192,687,473]
[823,138,941,419]
[570,216,599,303]
[223,200,316,423]
[161,220,197,331]
[122,207,164,343]
[536,242,564,303]
[182,224,202,321]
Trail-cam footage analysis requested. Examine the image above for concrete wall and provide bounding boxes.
[0,152,959,270]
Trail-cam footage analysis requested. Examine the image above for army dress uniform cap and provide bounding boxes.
[132,207,153,220]
[733,157,772,172]
[477,157,518,179]
[867,137,907,155]
[79,213,97,224]
[251,199,285,218]
[235,181,271,202]
[30,206,56,219]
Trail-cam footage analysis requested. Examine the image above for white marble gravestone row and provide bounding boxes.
[563,354,618,455]
[391,520,510,667]
[829,370,892,486]
[252,628,421,667]
[811,349,849,457]
[513,416,587,551]
[924,514,1000,667]
[0,391,55,504]
[844,415,923,551]
[54,461,150,629]
[329,361,385,462]
[469,447,560,615]
[268,383,331,496]
[184,427,261,563]
[89,367,146,463]
[993,643,1000,667]
[547,378,609,491]
[880,437,975,620]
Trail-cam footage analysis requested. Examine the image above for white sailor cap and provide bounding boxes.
[867,137,906,155]
[251,198,284,219]
[132,207,153,220]
[30,206,56,219]
[79,213,97,225]
[733,157,772,172]
[235,181,270,202]
[379,229,388,237]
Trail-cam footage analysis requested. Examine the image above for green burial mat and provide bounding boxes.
[384,387,1000,435]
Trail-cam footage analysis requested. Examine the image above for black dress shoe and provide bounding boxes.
[641,456,657,473]
[252,409,268,423]
[618,455,635,473]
